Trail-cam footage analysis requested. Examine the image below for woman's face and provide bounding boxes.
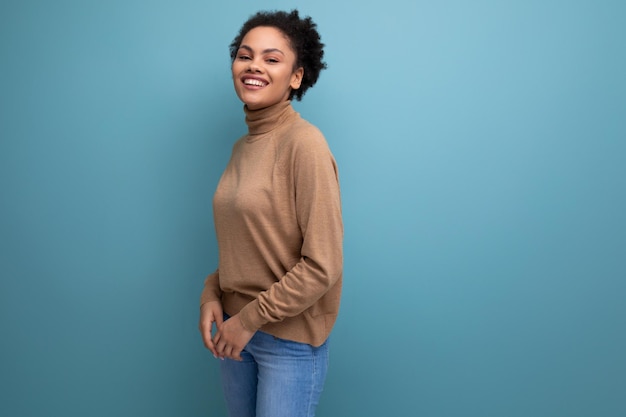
[231,26,303,110]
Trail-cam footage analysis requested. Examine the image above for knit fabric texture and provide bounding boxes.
[200,100,343,346]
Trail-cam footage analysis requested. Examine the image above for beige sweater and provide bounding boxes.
[200,100,343,347]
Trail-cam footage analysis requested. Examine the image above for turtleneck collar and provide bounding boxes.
[244,100,296,137]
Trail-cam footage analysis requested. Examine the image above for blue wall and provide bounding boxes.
[1,1,624,416]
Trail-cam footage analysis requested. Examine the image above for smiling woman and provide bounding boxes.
[231,26,303,110]
[197,9,342,417]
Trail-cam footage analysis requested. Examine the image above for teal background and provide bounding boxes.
[1,1,624,416]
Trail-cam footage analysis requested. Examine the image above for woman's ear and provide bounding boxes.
[291,67,304,89]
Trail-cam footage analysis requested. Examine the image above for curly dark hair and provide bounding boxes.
[229,9,327,101]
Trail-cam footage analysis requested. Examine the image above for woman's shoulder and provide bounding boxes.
[281,115,329,151]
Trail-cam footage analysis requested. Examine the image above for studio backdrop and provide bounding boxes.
[1,1,624,416]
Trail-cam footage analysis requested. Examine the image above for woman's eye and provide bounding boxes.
[238,55,251,60]
[266,58,279,64]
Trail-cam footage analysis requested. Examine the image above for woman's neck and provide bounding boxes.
[244,100,294,136]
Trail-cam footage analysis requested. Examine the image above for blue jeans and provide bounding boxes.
[219,328,329,417]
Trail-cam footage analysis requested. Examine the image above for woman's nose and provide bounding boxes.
[246,60,262,73]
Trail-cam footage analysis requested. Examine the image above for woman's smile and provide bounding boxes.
[241,75,269,89]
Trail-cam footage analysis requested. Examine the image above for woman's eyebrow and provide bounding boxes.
[239,44,285,55]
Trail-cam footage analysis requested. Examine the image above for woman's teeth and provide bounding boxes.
[244,79,267,87]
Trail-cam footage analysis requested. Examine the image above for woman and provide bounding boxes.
[199,10,343,417]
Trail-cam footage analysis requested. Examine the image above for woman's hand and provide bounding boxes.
[213,314,255,361]
[199,301,223,358]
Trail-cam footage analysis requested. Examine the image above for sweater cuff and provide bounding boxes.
[199,271,222,307]
[238,299,267,332]
[199,289,221,306]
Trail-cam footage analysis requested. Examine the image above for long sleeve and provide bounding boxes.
[200,269,221,306]
[238,130,343,331]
